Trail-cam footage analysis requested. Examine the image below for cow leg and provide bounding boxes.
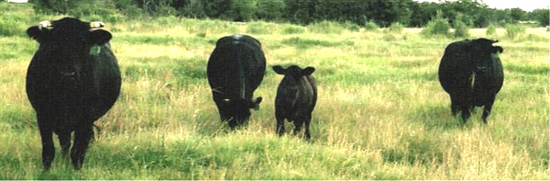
[275,108,285,136]
[450,94,459,116]
[237,115,250,128]
[460,105,471,123]
[482,95,496,124]
[276,116,285,136]
[227,117,238,130]
[304,115,312,140]
[38,118,55,171]
[456,91,472,123]
[219,110,237,130]
[71,124,93,170]
[57,131,71,158]
[293,120,303,136]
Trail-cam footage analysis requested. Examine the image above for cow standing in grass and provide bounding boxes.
[207,34,266,129]
[273,65,317,139]
[438,38,504,123]
[26,17,121,170]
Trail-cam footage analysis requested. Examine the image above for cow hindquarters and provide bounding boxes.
[70,122,94,170]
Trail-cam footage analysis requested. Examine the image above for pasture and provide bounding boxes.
[0,2,548,179]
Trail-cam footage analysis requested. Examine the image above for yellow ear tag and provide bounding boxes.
[90,45,101,56]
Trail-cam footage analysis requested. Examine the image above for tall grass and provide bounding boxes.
[0,2,548,180]
[364,20,379,32]
[388,22,404,33]
[486,24,497,36]
[505,24,526,39]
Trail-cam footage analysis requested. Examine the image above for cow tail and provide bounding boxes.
[237,44,246,100]
[91,123,102,143]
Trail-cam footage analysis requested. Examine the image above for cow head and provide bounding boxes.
[469,38,503,75]
[219,96,262,126]
[26,17,112,78]
[273,65,315,85]
[222,97,263,109]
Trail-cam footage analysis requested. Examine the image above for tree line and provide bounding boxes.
[30,0,550,27]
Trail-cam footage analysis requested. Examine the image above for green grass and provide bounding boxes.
[0,2,548,179]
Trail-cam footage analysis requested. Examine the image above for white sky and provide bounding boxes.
[415,0,550,12]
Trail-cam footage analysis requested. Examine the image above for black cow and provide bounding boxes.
[207,34,266,129]
[438,38,504,123]
[26,17,121,170]
[273,65,317,139]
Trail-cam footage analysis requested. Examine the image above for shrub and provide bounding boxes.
[422,18,450,36]
[0,13,27,37]
[505,24,526,39]
[281,25,306,34]
[389,22,404,33]
[246,22,276,34]
[343,21,360,32]
[152,16,181,27]
[486,24,497,35]
[422,11,450,36]
[308,21,344,34]
[453,21,470,38]
[364,21,379,32]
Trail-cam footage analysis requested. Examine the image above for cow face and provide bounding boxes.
[27,18,112,78]
[470,38,503,75]
[222,97,263,109]
[273,65,315,86]
[219,97,262,124]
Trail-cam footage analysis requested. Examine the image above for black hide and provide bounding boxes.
[273,65,317,139]
[26,17,121,170]
[438,38,504,123]
[207,34,266,129]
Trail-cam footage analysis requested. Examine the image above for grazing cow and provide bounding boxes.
[273,65,317,139]
[26,17,121,170]
[438,38,504,123]
[207,34,266,129]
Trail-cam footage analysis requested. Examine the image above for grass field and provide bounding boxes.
[0,2,548,179]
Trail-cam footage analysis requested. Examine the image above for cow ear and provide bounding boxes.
[85,29,112,45]
[27,26,46,42]
[302,67,315,76]
[493,46,503,53]
[272,66,286,74]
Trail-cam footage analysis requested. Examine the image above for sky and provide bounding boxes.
[415,0,550,12]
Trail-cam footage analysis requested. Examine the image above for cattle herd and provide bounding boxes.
[23,17,504,170]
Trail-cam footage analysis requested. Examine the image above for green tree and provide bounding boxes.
[256,0,285,21]
[527,9,550,26]
[285,0,316,24]
[509,8,526,23]
[224,0,257,21]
